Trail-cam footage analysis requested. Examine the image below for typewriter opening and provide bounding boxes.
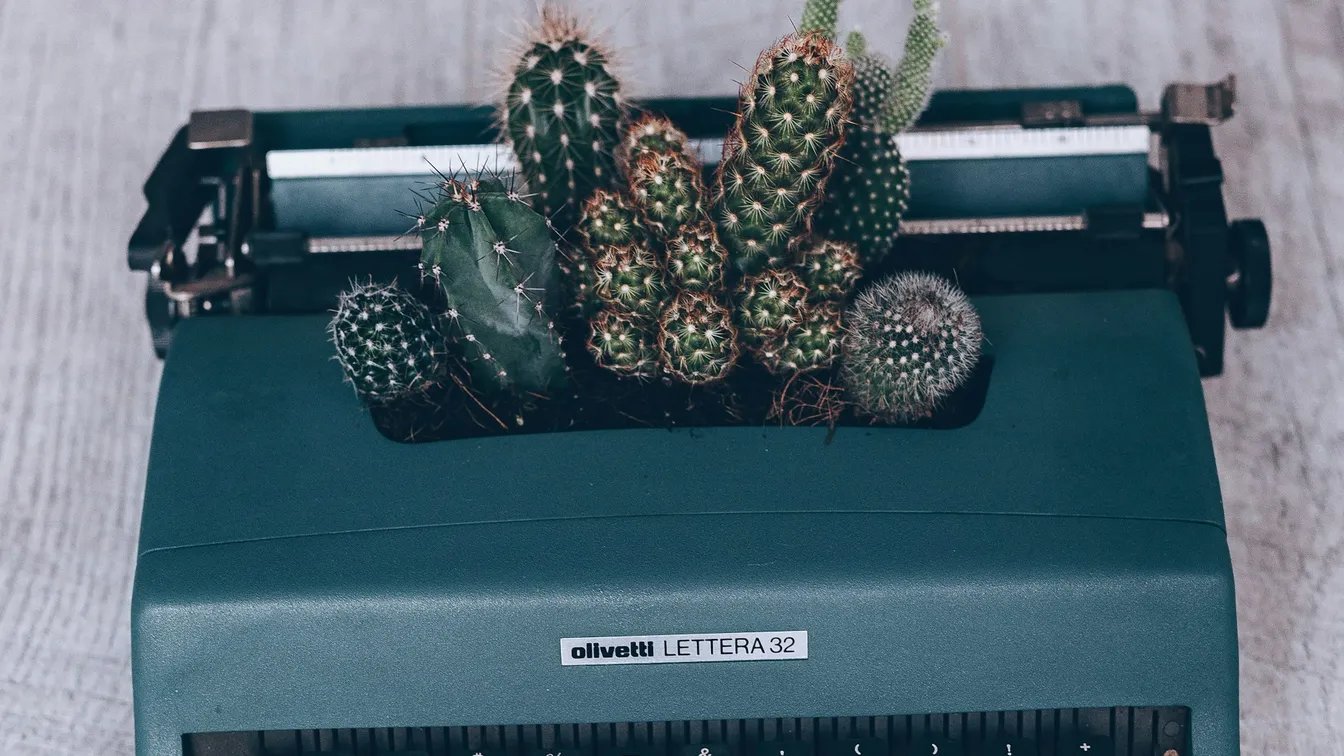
[184,707,1190,756]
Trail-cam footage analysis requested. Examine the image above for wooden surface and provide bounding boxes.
[0,0,1341,753]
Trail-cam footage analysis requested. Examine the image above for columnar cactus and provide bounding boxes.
[502,4,624,232]
[712,32,855,274]
[578,189,644,248]
[810,0,946,266]
[658,292,740,384]
[328,280,443,404]
[842,272,981,422]
[420,176,567,395]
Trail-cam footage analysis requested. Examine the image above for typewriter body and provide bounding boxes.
[129,79,1268,756]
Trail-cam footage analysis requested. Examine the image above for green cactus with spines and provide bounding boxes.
[758,302,844,374]
[328,280,445,404]
[419,176,567,395]
[588,309,658,378]
[883,0,948,133]
[558,247,602,319]
[592,244,668,319]
[503,4,624,234]
[712,31,855,274]
[624,113,691,161]
[629,150,703,241]
[734,268,810,351]
[798,238,862,303]
[842,271,982,422]
[578,189,645,249]
[658,292,741,385]
[666,220,726,292]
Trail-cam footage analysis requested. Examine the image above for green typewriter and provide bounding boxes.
[127,71,1269,756]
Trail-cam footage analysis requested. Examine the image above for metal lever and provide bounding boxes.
[1162,75,1236,125]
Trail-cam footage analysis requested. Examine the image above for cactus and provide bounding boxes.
[809,0,945,266]
[799,0,840,37]
[712,31,855,274]
[842,271,981,422]
[624,113,691,160]
[328,280,444,404]
[558,248,602,319]
[666,220,726,292]
[419,176,567,395]
[593,244,668,319]
[502,4,624,233]
[588,310,658,377]
[578,189,644,249]
[798,238,862,303]
[735,268,810,350]
[759,303,844,374]
[658,292,741,384]
[629,150,703,240]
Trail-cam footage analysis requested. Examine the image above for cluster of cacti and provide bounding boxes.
[502,4,625,234]
[842,271,981,422]
[418,175,568,395]
[712,32,855,274]
[809,0,946,266]
[573,113,738,384]
[328,280,444,404]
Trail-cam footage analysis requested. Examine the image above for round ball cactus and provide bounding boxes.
[666,221,726,292]
[759,303,844,374]
[842,271,982,422]
[624,113,691,160]
[629,150,703,241]
[588,310,658,377]
[735,268,810,349]
[328,281,443,404]
[579,189,645,249]
[593,244,668,319]
[658,292,741,384]
[798,238,862,303]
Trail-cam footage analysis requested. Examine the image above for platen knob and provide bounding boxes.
[1227,219,1272,329]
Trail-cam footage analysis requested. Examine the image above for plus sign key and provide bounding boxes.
[1057,736,1113,756]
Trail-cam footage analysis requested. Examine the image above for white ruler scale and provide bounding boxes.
[265,125,1152,180]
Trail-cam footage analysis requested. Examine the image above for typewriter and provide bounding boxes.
[128,78,1269,756]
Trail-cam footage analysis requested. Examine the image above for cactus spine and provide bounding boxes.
[420,176,567,395]
[658,292,740,384]
[329,280,444,404]
[842,272,981,422]
[503,4,624,233]
[712,32,855,274]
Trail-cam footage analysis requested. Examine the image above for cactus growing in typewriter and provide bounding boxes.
[842,271,981,422]
[711,31,855,274]
[658,292,741,384]
[419,176,567,395]
[758,303,845,374]
[809,0,947,266]
[502,4,624,233]
[587,310,658,378]
[798,238,862,303]
[328,280,444,404]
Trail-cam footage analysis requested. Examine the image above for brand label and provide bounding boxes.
[560,631,808,666]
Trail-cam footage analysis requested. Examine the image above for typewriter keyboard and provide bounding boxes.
[185,707,1190,756]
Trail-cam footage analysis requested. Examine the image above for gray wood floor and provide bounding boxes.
[1,0,1341,753]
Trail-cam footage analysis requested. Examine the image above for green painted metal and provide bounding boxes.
[131,289,1237,756]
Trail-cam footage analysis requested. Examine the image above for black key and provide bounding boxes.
[901,739,962,756]
[828,739,887,756]
[978,738,1038,756]
[682,744,734,756]
[755,742,814,756]
[1056,736,1113,756]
